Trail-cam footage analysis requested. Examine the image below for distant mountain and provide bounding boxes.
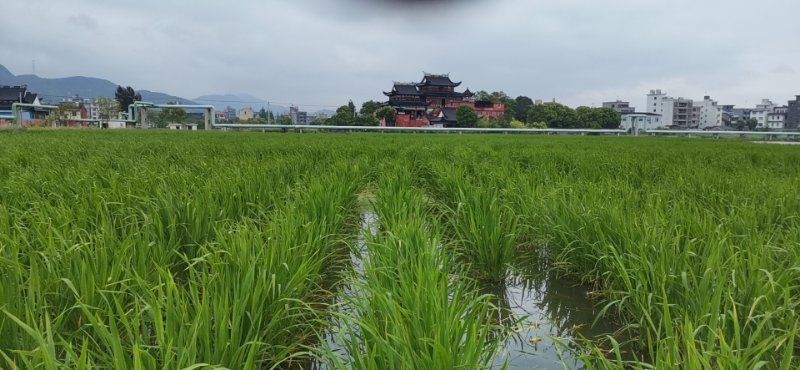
[0,65,14,81]
[193,93,288,114]
[312,109,335,116]
[138,90,195,105]
[0,64,194,104]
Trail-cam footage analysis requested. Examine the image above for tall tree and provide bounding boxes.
[375,106,397,126]
[329,103,356,126]
[155,102,187,128]
[92,96,119,128]
[277,115,293,125]
[456,105,479,128]
[575,106,595,128]
[45,103,75,127]
[746,118,758,130]
[476,90,510,102]
[114,86,141,113]
[310,116,329,125]
[594,108,622,129]
[502,100,516,127]
[360,100,381,116]
[353,114,379,126]
[527,102,576,128]
[514,96,533,122]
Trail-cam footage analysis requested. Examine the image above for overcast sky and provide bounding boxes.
[1,0,799,110]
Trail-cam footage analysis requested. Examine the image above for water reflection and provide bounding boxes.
[491,249,621,369]
[315,199,626,370]
[308,198,379,369]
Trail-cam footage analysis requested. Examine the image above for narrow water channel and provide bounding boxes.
[309,194,379,369]
[317,196,620,369]
[492,249,621,369]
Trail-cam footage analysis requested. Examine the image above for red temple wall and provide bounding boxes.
[390,114,430,127]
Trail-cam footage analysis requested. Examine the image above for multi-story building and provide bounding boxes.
[603,100,635,114]
[672,97,696,127]
[766,107,787,130]
[755,98,776,111]
[720,105,753,127]
[786,96,800,130]
[750,99,779,128]
[647,90,696,128]
[61,95,98,121]
[646,90,668,116]
[750,109,769,127]
[693,96,722,129]
[289,105,308,124]
[238,107,254,121]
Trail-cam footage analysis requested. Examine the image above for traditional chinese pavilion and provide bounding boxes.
[381,73,503,127]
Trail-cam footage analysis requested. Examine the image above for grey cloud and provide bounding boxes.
[771,65,795,75]
[67,13,98,30]
[1,0,799,109]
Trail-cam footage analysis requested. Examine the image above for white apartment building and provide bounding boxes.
[693,96,722,129]
[750,99,780,129]
[646,90,695,128]
[750,109,768,127]
[755,98,776,111]
[765,107,787,130]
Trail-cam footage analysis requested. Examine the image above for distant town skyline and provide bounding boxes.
[2,0,799,110]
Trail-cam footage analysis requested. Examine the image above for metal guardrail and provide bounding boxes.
[5,108,798,139]
[642,129,800,137]
[214,124,800,138]
[213,124,629,134]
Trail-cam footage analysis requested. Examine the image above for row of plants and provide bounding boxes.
[0,131,367,368]
[426,137,800,368]
[1,130,798,368]
[319,164,507,369]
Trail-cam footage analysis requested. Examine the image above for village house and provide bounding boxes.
[238,107,254,121]
[0,85,46,126]
[54,101,92,128]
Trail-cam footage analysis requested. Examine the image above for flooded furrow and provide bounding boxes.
[492,248,622,369]
[317,189,624,369]
[310,191,380,368]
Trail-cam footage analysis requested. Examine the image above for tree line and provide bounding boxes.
[309,100,396,126]
[469,91,621,129]
[322,91,622,129]
[66,86,620,130]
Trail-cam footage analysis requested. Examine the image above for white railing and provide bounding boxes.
[642,129,800,138]
[212,124,629,134]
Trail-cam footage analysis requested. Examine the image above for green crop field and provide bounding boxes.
[0,130,798,369]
